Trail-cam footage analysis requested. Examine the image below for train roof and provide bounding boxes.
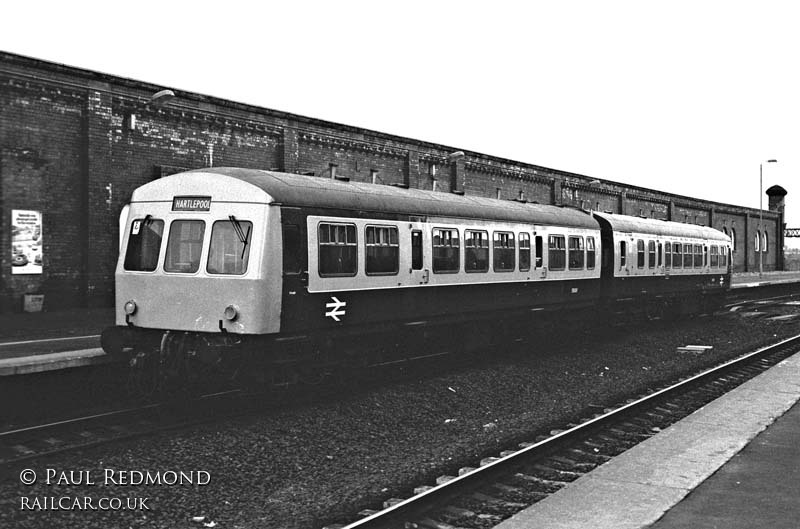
[135,167,599,229]
[592,211,730,242]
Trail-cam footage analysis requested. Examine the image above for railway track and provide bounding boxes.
[328,334,800,529]
[0,348,461,469]
[0,389,242,467]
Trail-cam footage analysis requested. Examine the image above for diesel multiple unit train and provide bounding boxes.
[102,168,731,389]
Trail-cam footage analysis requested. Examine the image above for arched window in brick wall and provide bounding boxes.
[731,229,736,252]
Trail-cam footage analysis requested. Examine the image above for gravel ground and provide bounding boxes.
[3,306,800,529]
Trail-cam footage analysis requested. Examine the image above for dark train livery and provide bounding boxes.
[102,168,731,386]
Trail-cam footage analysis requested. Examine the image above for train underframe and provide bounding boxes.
[101,287,726,399]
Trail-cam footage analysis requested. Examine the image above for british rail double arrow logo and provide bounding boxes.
[325,296,347,322]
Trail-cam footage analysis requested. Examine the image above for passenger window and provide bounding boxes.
[586,237,596,269]
[683,244,693,268]
[164,220,205,273]
[433,228,460,273]
[693,244,702,268]
[365,225,399,276]
[673,243,682,269]
[411,230,423,270]
[620,240,627,268]
[318,222,357,277]
[568,236,584,270]
[465,230,489,273]
[124,217,164,272]
[703,245,709,267]
[665,242,671,269]
[710,246,719,267]
[648,241,656,269]
[519,233,531,272]
[549,235,566,270]
[494,231,515,272]
[534,236,543,268]
[207,219,252,275]
[636,239,645,268]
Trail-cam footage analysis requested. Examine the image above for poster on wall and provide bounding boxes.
[11,209,43,274]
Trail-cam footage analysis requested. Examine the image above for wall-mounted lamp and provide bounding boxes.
[148,89,176,107]
[447,150,465,162]
[128,89,176,131]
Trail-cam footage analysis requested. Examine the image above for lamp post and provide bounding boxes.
[760,159,778,277]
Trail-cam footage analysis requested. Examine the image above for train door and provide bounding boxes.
[533,231,545,278]
[408,222,429,285]
[280,207,308,326]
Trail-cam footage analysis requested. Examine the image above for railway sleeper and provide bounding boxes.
[532,463,583,482]
[511,472,566,493]
[567,447,613,464]
[414,518,461,529]
[487,483,533,504]
[548,455,598,473]
[440,505,477,521]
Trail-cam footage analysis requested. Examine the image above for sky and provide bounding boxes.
[2,1,798,236]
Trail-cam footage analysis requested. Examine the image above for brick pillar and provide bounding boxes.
[552,178,562,206]
[744,213,751,272]
[450,157,465,194]
[619,192,627,215]
[405,151,418,189]
[282,128,299,173]
[778,211,785,270]
[85,87,115,307]
[668,200,675,221]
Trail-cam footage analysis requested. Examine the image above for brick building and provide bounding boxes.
[0,51,786,312]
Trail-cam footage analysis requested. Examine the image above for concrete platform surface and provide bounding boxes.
[649,398,800,528]
[495,351,800,529]
[0,348,110,376]
[731,270,800,289]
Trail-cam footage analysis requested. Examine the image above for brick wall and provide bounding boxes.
[0,52,786,312]
[1,79,86,311]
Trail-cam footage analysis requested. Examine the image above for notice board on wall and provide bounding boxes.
[11,209,43,275]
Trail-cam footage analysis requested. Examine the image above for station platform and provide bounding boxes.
[731,270,800,289]
[1,270,799,376]
[496,348,800,529]
[0,308,113,376]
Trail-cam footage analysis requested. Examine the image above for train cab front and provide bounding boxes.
[101,170,282,361]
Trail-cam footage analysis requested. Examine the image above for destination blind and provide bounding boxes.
[172,196,212,211]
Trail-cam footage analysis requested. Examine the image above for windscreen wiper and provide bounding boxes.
[228,215,251,259]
